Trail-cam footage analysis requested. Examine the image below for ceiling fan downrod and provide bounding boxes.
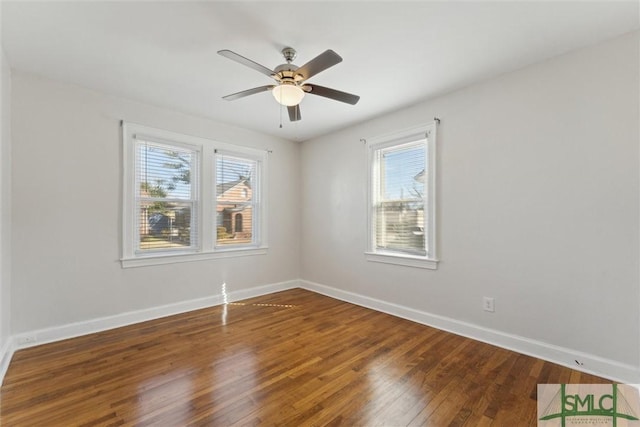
[281,47,297,63]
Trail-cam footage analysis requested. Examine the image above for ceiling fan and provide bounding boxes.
[217,47,360,122]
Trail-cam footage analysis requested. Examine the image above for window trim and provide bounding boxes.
[121,122,268,268]
[365,122,438,270]
[213,148,264,250]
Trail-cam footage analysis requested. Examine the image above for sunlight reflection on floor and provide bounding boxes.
[219,282,296,325]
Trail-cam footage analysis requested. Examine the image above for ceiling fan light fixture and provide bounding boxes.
[272,84,305,106]
[219,48,359,121]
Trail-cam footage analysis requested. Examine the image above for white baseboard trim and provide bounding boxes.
[0,338,15,386]
[299,279,640,384]
[5,279,638,386]
[9,279,299,355]
[0,279,294,385]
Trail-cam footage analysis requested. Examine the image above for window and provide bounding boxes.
[122,122,267,267]
[366,122,438,269]
[215,151,258,246]
[136,140,198,253]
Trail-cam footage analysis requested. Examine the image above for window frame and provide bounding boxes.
[365,122,438,270]
[122,122,268,268]
[213,148,263,250]
[133,138,200,256]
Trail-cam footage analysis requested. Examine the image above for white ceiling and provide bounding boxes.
[2,1,639,142]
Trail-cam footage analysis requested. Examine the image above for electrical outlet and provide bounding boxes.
[17,335,37,345]
[483,297,495,313]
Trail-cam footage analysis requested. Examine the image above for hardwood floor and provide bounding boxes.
[0,288,608,426]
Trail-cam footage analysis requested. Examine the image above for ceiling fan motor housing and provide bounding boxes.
[273,63,303,84]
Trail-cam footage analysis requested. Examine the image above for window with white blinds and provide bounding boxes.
[136,140,197,253]
[367,122,438,269]
[373,140,426,256]
[215,151,260,247]
[122,122,268,267]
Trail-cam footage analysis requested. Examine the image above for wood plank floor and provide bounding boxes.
[0,288,608,426]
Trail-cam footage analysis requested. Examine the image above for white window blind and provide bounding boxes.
[215,151,260,247]
[135,139,197,253]
[373,140,427,256]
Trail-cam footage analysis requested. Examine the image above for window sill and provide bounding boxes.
[121,247,268,268]
[365,252,439,270]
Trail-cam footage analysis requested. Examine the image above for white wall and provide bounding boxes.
[0,48,12,358]
[301,32,639,373]
[11,73,301,333]
[6,29,639,382]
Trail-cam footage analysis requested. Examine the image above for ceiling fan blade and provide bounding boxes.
[222,85,275,101]
[295,50,342,81]
[304,84,360,105]
[287,105,302,122]
[218,50,276,79]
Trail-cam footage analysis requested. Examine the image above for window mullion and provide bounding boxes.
[200,145,214,251]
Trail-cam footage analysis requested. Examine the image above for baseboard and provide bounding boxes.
[11,279,300,352]
[0,338,15,386]
[299,279,640,384]
[6,278,638,386]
